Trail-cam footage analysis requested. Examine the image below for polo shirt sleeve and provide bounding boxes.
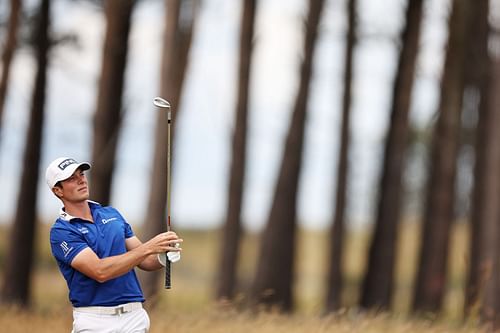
[50,224,89,266]
[113,208,135,239]
[123,220,134,238]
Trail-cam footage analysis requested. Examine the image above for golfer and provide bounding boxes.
[46,157,182,333]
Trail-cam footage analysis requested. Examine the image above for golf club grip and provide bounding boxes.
[165,215,172,289]
[165,258,172,289]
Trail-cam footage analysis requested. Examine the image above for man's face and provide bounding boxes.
[54,167,90,203]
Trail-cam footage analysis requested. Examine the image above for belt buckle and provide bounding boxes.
[114,306,125,315]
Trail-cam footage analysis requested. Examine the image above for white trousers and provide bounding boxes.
[71,307,150,333]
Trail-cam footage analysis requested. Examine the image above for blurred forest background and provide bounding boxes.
[1,0,500,332]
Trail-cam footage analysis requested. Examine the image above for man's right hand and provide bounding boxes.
[144,231,183,255]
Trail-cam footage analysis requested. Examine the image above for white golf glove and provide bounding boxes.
[157,243,181,265]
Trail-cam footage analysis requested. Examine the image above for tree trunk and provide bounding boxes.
[360,0,424,311]
[216,0,256,301]
[90,0,136,205]
[478,48,500,331]
[324,0,356,313]
[138,0,197,303]
[466,40,500,327]
[463,0,491,316]
[0,0,50,307]
[412,0,471,313]
[251,0,325,312]
[0,0,22,140]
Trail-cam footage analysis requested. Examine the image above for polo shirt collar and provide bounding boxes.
[59,200,101,221]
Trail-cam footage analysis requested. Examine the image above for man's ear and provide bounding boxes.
[53,186,63,198]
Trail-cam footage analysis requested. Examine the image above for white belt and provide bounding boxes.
[74,302,143,315]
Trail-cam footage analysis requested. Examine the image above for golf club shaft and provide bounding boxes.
[165,103,172,289]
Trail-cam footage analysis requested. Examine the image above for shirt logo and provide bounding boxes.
[78,227,89,234]
[102,217,117,224]
[58,158,77,170]
[60,241,74,258]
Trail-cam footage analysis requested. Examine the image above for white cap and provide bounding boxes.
[45,157,91,189]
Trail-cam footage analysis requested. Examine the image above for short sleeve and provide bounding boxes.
[50,224,89,266]
[123,220,134,239]
[112,208,135,239]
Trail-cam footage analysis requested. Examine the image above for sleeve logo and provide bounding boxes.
[60,241,74,258]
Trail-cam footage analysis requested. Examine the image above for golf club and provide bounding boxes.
[153,97,171,109]
[153,96,178,289]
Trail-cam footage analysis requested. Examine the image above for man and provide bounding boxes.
[46,157,182,333]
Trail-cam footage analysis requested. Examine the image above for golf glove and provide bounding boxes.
[157,243,181,265]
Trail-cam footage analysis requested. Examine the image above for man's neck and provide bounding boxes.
[64,200,94,222]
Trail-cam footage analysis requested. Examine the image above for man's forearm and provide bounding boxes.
[138,254,164,271]
[92,244,153,282]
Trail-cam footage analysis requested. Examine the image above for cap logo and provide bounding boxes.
[58,158,77,170]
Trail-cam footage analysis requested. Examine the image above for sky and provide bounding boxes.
[0,0,448,231]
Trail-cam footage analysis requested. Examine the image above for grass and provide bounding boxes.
[0,305,486,333]
[0,220,488,332]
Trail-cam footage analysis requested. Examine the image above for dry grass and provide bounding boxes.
[0,305,486,333]
[149,309,485,333]
[0,221,485,332]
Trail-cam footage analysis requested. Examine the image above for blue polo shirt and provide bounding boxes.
[50,201,145,307]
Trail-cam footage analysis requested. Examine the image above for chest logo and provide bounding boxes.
[78,227,89,234]
[102,217,118,224]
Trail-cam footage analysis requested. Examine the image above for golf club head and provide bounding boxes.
[153,97,171,109]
